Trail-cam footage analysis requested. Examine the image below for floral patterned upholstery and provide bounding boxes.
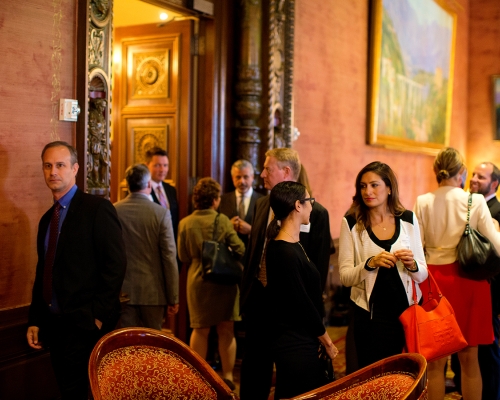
[289,353,427,400]
[323,372,425,400]
[89,328,237,400]
[97,345,217,399]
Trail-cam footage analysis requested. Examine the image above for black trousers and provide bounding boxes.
[240,280,274,400]
[42,314,114,400]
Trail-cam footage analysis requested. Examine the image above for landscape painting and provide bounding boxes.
[368,0,456,154]
[494,76,500,140]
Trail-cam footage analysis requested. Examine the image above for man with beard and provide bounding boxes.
[470,162,500,400]
[219,159,262,247]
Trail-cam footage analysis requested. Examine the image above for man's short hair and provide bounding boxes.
[265,148,301,180]
[41,141,78,166]
[125,164,151,192]
[483,161,500,192]
[231,159,254,176]
[144,147,168,164]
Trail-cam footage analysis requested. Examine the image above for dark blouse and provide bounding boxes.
[266,239,325,338]
[367,217,410,320]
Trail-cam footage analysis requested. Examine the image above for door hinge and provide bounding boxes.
[191,35,205,56]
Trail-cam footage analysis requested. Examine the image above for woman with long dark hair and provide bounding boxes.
[266,181,338,399]
[338,161,428,369]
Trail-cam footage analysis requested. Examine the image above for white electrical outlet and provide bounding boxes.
[59,99,80,122]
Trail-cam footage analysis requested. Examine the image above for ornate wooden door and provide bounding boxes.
[112,20,193,212]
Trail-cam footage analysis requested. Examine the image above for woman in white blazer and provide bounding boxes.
[414,147,500,400]
[339,161,428,369]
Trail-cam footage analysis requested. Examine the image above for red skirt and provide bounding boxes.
[427,262,493,346]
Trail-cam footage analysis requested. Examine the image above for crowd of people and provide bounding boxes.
[26,141,500,400]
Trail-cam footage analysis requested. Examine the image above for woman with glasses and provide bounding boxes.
[338,161,428,369]
[265,181,338,399]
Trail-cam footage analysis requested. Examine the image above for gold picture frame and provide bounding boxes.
[368,0,457,155]
[493,75,500,140]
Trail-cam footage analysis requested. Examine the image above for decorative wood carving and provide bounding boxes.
[233,0,295,177]
[133,51,170,99]
[76,0,113,198]
[133,127,169,164]
[234,0,263,173]
[267,0,294,149]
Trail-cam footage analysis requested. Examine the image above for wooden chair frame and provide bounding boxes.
[88,327,238,399]
[289,353,428,400]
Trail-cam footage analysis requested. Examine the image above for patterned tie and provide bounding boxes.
[238,194,246,220]
[156,186,169,209]
[258,238,270,287]
[43,202,61,304]
[258,210,274,287]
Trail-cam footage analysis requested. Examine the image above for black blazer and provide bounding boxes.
[487,196,500,224]
[151,181,179,240]
[28,189,126,331]
[240,195,331,313]
[218,190,263,247]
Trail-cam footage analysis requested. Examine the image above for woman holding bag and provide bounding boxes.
[177,177,245,389]
[414,147,500,400]
[338,161,428,369]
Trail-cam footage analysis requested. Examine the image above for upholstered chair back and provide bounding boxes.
[289,353,428,400]
[89,328,238,400]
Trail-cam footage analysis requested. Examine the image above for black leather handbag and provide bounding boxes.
[318,343,335,383]
[457,193,500,280]
[201,213,243,285]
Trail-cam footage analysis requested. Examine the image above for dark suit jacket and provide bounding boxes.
[28,189,126,331]
[151,181,179,240]
[240,195,331,313]
[487,196,500,314]
[218,190,263,247]
[487,197,500,224]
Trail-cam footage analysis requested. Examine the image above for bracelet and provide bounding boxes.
[406,260,418,272]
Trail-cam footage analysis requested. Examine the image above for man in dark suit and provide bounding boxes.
[115,164,179,330]
[219,159,263,247]
[26,141,126,400]
[145,147,179,241]
[239,148,331,400]
[470,161,500,400]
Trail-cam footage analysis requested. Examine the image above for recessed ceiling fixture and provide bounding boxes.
[159,12,168,21]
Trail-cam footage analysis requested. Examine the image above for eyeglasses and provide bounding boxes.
[301,197,315,206]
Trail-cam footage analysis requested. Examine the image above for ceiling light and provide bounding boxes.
[160,12,168,21]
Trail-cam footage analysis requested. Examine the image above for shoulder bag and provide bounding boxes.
[457,193,500,280]
[399,270,467,362]
[318,343,335,383]
[201,213,243,285]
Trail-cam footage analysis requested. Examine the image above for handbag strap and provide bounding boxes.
[409,269,443,304]
[464,193,472,235]
[212,213,220,241]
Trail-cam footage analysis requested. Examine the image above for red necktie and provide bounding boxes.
[43,202,61,304]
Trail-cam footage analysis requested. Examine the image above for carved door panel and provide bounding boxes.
[112,21,192,207]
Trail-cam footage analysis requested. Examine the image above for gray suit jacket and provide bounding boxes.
[114,193,179,305]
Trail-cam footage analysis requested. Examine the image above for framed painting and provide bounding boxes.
[368,0,457,154]
[493,76,500,140]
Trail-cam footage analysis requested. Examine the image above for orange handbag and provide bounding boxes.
[399,271,468,362]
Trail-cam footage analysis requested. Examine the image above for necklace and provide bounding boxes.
[281,228,299,242]
[372,215,392,231]
[280,228,311,262]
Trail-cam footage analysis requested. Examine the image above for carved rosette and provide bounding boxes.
[133,128,168,165]
[133,52,169,98]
